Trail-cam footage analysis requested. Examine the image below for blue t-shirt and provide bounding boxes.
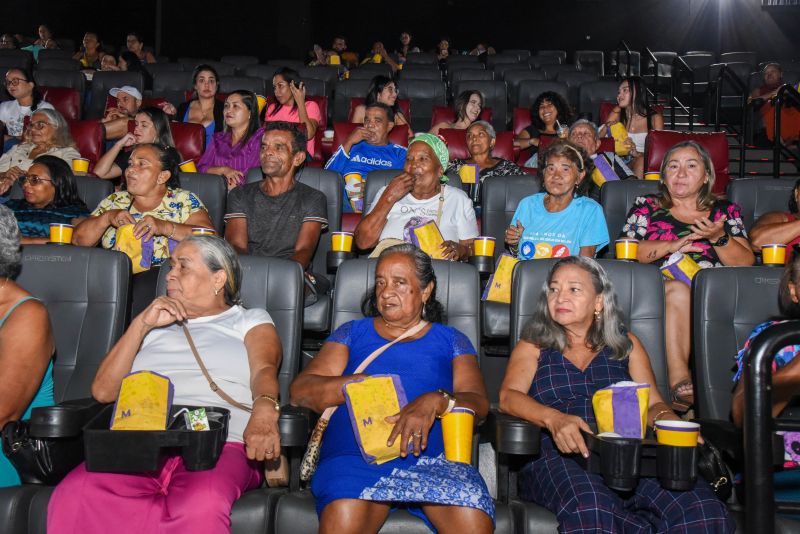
[325,141,407,213]
[510,193,609,259]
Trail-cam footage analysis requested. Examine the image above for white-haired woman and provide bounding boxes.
[499,256,734,532]
[48,235,282,533]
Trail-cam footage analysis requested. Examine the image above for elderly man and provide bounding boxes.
[568,118,634,197]
[224,121,328,305]
[325,103,407,213]
[101,85,142,141]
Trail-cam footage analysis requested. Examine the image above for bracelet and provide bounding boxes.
[652,408,673,432]
[253,394,280,412]
[167,222,176,239]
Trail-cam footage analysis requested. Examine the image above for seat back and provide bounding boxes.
[35,58,80,71]
[331,121,409,152]
[74,175,114,212]
[536,50,567,62]
[363,169,462,211]
[430,106,492,128]
[156,255,303,401]
[481,175,542,259]
[494,64,531,81]
[67,119,104,169]
[404,53,437,66]
[347,97,411,123]
[399,67,442,81]
[402,79,447,132]
[332,258,481,351]
[487,54,522,69]
[0,50,33,71]
[574,50,605,76]
[170,121,205,162]
[177,172,227,233]
[692,266,781,419]
[504,70,547,107]
[332,79,371,122]
[720,51,757,67]
[645,130,730,194]
[451,69,495,85]
[220,55,259,70]
[517,80,568,110]
[613,51,642,77]
[541,64,578,80]
[727,177,796,231]
[452,80,507,131]
[244,64,280,84]
[18,246,131,402]
[87,71,145,118]
[295,167,342,281]
[353,63,392,78]
[512,107,532,136]
[34,70,85,93]
[578,80,620,123]
[39,86,80,120]
[151,70,193,105]
[511,259,668,399]
[599,179,660,256]
[37,49,75,61]
[446,56,481,67]
[439,128,514,161]
[218,75,265,95]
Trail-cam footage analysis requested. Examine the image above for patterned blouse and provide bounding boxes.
[91,188,206,267]
[7,199,89,237]
[621,195,747,269]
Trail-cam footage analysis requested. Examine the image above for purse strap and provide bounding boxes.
[182,323,253,413]
[317,319,429,423]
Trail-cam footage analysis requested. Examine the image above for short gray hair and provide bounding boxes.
[568,119,599,141]
[0,205,22,279]
[32,108,76,149]
[181,235,242,306]
[520,256,633,360]
[467,120,495,140]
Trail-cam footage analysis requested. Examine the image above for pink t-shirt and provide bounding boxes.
[264,101,321,158]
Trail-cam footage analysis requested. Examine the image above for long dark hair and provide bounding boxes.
[365,75,400,116]
[190,64,219,99]
[31,155,87,210]
[454,90,483,123]
[118,50,145,73]
[136,107,175,147]
[269,67,301,117]
[133,143,182,188]
[225,90,260,146]
[530,91,571,131]
[789,178,800,214]
[780,253,800,318]
[361,244,445,323]
[619,76,655,131]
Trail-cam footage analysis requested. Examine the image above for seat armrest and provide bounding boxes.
[278,405,311,448]
[493,411,542,455]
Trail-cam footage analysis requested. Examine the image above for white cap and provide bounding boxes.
[109,86,143,101]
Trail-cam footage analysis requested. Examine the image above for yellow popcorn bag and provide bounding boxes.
[110,371,174,431]
[114,224,147,274]
[660,252,702,286]
[610,122,630,156]
[481,253,520,303]
[343,374,409,464]
[407,220,446,260]
[457,164,479,185]
[592,381,650,439]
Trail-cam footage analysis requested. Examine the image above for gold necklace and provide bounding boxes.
[383,319,410,331]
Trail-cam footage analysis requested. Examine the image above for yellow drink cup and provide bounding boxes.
[192,227,216,236]
[762,244,787,265]
[72,158,90,174]
[372,53,383,63]
[615,239,639,261]
[179,159,197,173]
[49,223,74,244]
[655,420,700,447]
[644,172,661,181]
[329,54,341,65]
[473,236,496,257]
[441,407,474,464]
[256,94,267,114]
[331,232,354,252]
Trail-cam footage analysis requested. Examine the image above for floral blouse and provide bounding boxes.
[91,188,206,267]
[620,195,747,269]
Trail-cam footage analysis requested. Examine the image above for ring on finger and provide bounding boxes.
[412,430,422,438]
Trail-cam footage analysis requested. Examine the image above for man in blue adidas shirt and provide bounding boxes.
[325,102,407,213]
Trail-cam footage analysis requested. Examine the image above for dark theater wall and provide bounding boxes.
[1,0,798,62]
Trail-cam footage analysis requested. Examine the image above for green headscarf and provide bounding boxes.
[409,133,449,181]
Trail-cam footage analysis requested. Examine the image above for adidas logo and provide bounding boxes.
[351,155,394,166]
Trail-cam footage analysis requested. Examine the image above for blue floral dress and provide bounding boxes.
[310,319,494,530]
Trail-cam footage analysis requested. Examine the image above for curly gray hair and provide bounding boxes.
[0,205,22,279]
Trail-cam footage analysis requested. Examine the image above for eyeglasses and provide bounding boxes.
[20,175,52,186]
[29,121,53,131]
[5,78,28,87]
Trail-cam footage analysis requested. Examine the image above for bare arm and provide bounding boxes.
[351,105,366,124]
[732,348,800,427]
[354,173,414,250]
[224,217,249,254]
[93,134,133,179]
[290,340,362,413]
[579,245,597,257]
[750,211,800,249]
[651,113,665,131]
[101,116,130,141]
[242,323,282,461]
[290,221,322,271]
[626,333,681,426]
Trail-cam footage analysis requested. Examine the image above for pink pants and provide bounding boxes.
[47,442,262,534]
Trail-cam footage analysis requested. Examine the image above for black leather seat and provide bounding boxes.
[332,79,371,122]
[220,55,259,71]
[33,69,86,94]
[726,177,796,231]
[151,70,193,106]
[578,80,621,123]
[599,180,660,258]
[555,71,598,108]
[541,64,578,80]
[479,175,541,342]
[504,70,547,108]
[452,80,507,131]
[451,68,495,85]
[516,80,568,111]
[574,50,605,76]
[219,76,266,96]
[494,64,530,81]
[692,266,782,420]
[399,66,443,81]
[74,175,114,213]
[178,172,227,234]
[401,79,447,133]
[87,71,145,119]
[363,169,462,215]
[404,52,437,66]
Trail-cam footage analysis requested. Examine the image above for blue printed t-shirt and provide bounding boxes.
[510,193,609,259]
[324,140,407,213]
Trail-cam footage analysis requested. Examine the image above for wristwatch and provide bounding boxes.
[712,234,729,247]
[435,389,456,419]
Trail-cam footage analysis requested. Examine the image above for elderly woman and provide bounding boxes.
[291,244,493,533]
[47,236,281,532]
[198,91,264,190]
[93,107,176,181]
[0,204,55,487]
[620,140,754,411]
[430,90,484,136]
[175,64,224,149]
[265,67,321,158]
[350,75,411,133]
[601,77,664,178]
[505,141,608,259]
[514,91,571,164]
[0,68,54,151]
[499,256,734,532]
[447,120,525,204]
[6,155,89,243]
[355,133,478,261]
[0,109,79,186]
[749,178,800,260]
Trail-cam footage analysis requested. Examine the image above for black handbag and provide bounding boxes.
[697,438,734,501]
[1,419,85,485]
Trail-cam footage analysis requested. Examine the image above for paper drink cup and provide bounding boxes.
[473,236,496,257]
[179,159,197,173]
[615,239,639,261]
[372,53,383,63]
[49,223,73,244]
[644,172,661,181]
[762,244,787,265]
[441,407,474,463]
[329,54,341,65]
[655,420,700,447]
[72,158,90,174]
[191,227,216,236]
[331,232,354,252]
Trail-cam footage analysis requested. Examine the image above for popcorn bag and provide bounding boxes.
[114,224,177,274]
[591,153,621,187]
[407,220,446,260]
[343,375,409,465]
[481,253,520,303]
[660,252,702,286]
[110,371,174,431]
[610,123,630,156]
[592,381,650,439]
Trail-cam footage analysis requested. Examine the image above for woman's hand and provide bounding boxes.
[689,216,727,243]
[544,412,592,458]
[623,138,637,157]
[139,296,188,330]
[381,172,415,205]
[289,80,306,107]
[158,102,177,116]
[0,174,15,195]
[440,240,466,261]
[243,403,282,461]
[216,166,244,190]
[133,214,166,241]
[386,392,443,457]
[117,132,136,148]
[106,209,137,229]
[5,166,25,181]
[505,221,524,246]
